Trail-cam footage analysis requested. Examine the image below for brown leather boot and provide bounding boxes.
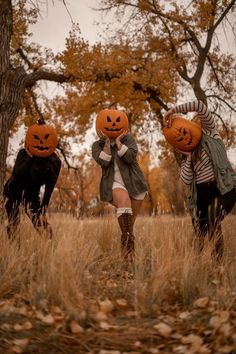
[118,213,135,259]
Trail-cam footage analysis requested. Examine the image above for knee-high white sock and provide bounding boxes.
[116,207,132,218]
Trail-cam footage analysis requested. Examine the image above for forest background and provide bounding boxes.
[1,0,236,218]
[1,3,236,352]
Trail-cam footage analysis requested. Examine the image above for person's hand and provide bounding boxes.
[175,148,192,160]
[41,215,50,228]
[103,137,111,155]
[34,214,53,238]
[163,108,176,128]
[98,130,111,155]
[115,130,127,150]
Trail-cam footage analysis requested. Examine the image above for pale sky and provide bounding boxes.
[29,1,106,99]
[30,0,235,54]
[30,0,102,49]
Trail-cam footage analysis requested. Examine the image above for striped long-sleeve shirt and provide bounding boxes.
[175,100,221,185]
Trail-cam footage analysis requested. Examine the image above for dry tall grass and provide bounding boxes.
[0,214,236,317]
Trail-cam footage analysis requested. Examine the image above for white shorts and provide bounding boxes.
[112,181,147,201]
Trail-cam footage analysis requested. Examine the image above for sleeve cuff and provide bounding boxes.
[117,144,128,157]
[99,151,112,161]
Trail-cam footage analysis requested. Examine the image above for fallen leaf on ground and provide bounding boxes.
[1,323,11,331]
[94,311,108,322]
[99,299,114,314]
[209,311,230,329]
[181,333,203,347]
[193,297,209,308]
[13,323,24,331]
[11,346,23,354]
[99,350,121,354]
[23,321,33,330]
[116,298,128,308]
[219,323,232,337]
[148,348,159,353]
[153,322,172,337]
[35,311,55,325]
[99,321,111,330]
[17,306,28,316]
[179,311,190,320]
[12,338,29,348]
[69,320,84,334]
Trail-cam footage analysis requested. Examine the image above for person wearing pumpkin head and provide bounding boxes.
[163,100,236,259]
[3,120,61,239]
[92,109,148,260]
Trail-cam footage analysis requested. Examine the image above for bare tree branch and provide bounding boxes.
[27,88,45,120]
[213,111,229,137]
[207,94,236,113]
[57,144,78,171]
[16,48,36,70]
[24,70,72,87]
[206,55,228,91]
[212,0,236,32]
[62,0,74,24]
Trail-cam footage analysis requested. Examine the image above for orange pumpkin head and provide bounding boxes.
[96,109,129,139]
[163,116,202,152]
[25,122,58,157]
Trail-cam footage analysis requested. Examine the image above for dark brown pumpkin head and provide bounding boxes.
[163,115,202,152]
[96,109,129,139]
[25,122,58,157]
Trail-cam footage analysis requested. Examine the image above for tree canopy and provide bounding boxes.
[1,0,236,201]
[47,0,236,150]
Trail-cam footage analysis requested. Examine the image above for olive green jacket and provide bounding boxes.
[188,133,236,216]
[92,134,148,202]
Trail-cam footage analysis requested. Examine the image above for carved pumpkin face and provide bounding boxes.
[96,109,129,139]
[25,123,58,157]
[163,116,202,152]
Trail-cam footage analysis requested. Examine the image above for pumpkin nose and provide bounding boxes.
[112,122,116,126]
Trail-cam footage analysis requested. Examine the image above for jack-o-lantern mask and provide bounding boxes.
[163,116,202,152]
[25,123,58,157]
[96,109,129,139]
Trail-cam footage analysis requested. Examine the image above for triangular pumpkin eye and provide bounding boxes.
[33,134,40,140]
[44,134,50,139]
[116,117,120,122]
[107,116,111,122]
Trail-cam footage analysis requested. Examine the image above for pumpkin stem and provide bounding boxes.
[37,118,46,125]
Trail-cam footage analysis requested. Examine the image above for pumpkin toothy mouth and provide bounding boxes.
[105,128,122,132]
[33,146,50,151]
[176,128,193,146]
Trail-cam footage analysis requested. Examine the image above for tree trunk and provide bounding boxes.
[0,67,26,195]
[0,114,9,194]
[192,80,208,105]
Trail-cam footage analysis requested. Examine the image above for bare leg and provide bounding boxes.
[130,197,143,232]
[112,188,131,208]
